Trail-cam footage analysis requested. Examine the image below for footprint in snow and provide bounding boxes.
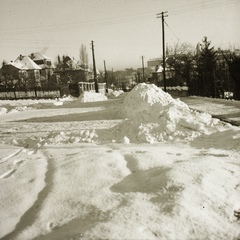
[47,222,58,231]
[13,159,25,166]
[135,150,147,153]
[0,169,16,179]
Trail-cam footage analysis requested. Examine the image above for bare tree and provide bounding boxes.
[79,44,88,69]
[167,42,195,56]
[79,44,89,82]
[166,42,195,87]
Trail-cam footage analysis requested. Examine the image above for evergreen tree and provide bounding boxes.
[223,52,240,100]
[197,37,217,97]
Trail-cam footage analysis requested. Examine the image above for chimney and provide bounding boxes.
[19,54,23,60]
[30,53,35,59]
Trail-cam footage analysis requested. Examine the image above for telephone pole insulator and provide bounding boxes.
[156,11,168,92]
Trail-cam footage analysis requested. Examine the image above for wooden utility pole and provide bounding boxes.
[91,40,98,93]
[112,68,114,89]
[141,56,145,82]
[157,11,168,92]
[104,60,108,93]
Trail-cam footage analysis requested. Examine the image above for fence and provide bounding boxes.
[0,89,60,99]
[78,82,106,95]
[0,82,106,99]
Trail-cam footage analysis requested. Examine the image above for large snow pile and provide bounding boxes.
[115,83,224,143]
[77,91,108,103]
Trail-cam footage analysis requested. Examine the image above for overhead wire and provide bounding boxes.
[170,0,238,15]
[0,0,238,49]
[164,20,179,42]
[0,0,237,36]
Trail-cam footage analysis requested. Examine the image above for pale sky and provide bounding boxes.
[0,0,239,70]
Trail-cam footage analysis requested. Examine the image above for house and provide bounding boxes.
[29,52,54,86]
[55,55,93,84]
[15,55,42,87]
[1,61,24,88]
[1,55,41,89]
[29,52,52,67]
[147,58,161,69]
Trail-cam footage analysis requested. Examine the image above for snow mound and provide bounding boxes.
[11,129,99,150]
[123,83,186,118]
[60,94,76,101]
[8,106,36,113]
[107,90,124,98]
[77,92,108,103]
[0,96,75,113]
[0,107,7,115]
[116,83,222,143]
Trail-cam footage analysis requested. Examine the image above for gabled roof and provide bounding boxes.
[63,55,86,70]
[156,65,163,73]
[15,55,41,70]
[29,52,51,61]
[7,61,28,70]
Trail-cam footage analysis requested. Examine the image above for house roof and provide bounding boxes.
[156,65,163,73]
[15,55,41,70]
[7,61,28,70]
[29,52,51,61]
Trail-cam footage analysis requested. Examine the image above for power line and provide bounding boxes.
[164,20,179,42]
[0,0,237,35]
[170,0,238,15]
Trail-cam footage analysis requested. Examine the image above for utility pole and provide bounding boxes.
[141,56,145,82]
[104,60,108,93]
[112,68,114,89]
[91,40,98,93]
[157,11,168,92]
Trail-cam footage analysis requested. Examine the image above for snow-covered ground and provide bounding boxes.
[180,96,240,126]
[0,84,239,240]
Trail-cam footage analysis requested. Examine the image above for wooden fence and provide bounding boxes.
[0,90,60,99]
[0,82,106,99]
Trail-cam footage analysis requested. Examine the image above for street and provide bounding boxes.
[180,96,240,126]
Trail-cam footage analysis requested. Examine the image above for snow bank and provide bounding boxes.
[10,129,99,151]
[114,83,223,143]
[166,86,188,91]
[0,107,7,115]
[0,95,75,114]
[106,89,124,98]
[0,145,47,238]
[59,94,76,101]
[77,91,108,103]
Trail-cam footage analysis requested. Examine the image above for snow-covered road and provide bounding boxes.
[181,96,240,126]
